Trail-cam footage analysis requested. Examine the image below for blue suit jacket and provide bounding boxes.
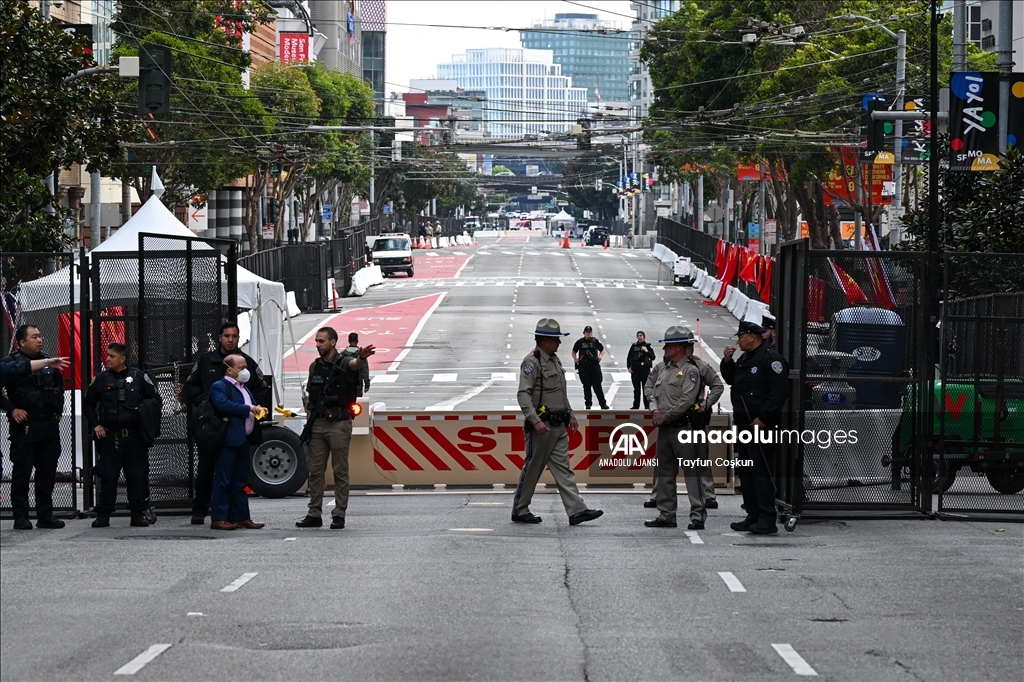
[209,378,261,447]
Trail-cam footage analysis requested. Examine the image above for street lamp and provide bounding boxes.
[842,14,907,247]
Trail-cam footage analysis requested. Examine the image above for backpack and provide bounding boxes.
[189,394,228,452]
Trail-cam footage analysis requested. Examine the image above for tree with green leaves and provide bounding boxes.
[1,0,136,251]
[561,150,620,224]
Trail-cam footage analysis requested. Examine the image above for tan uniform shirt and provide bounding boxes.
[645,355,724,423]
[517,347,573,426]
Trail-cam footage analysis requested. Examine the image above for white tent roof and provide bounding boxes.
[17,195,287,392]
[550,210,575,225]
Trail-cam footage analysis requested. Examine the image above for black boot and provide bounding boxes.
[92,514,110,528]
[13,517,32,530]
[130,512,149,527]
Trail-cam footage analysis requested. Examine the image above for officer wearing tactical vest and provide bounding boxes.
[722,320,789,535]
[85,342,161,528]
[1,325,68,530]
[643,326,724,529]
[296,327,374,529]
[572,326,608,410]
[184,321,268,525]
[512,318,603,526]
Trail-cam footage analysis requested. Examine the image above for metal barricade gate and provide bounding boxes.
[0,251,81,519]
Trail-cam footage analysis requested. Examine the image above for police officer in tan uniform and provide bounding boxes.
[644,326,724,529]
[512,318,603,526]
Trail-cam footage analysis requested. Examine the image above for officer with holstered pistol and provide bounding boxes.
[295,327,374,530]
[511,318,603,526]
[644,326,724,529]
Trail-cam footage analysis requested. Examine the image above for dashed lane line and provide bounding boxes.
[220,572,258,593]
[718,571,746,592]
[772,644,819,676]
[113,644,173,676]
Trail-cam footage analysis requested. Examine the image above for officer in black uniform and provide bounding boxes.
[721,320,789,534]
[626,330,656,409]
[572,326,608,409]
[85,342,161,528]
[1,325,67,530]
[184,321,267,525]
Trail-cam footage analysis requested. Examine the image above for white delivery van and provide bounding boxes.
[370,232,414,277]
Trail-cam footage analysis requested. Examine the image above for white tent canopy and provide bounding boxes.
[550,210,576,227]
[17,195,286,390]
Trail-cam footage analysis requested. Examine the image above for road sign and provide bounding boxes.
[187,202,207,233]
[322,204,333,222]
[765,219,777,245]
[382,203,392,214]
[262,224,275,240]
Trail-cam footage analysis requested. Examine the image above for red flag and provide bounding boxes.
[808,276,826,323]
[758,256,773,302]
[739,249,758,283]
[863,225,897,310]
[828,259,870,306]
[714,239,727,277]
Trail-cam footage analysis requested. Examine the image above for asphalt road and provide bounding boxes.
[1,493,1020,681]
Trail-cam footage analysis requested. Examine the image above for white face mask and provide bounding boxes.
[236,368,251,384]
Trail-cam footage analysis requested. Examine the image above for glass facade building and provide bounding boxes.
[437,48,587,139]
[520,13,629,103]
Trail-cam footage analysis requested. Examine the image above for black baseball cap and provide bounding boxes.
[584,325,593,332]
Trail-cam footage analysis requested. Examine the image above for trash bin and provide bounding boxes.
[833,307,905,408]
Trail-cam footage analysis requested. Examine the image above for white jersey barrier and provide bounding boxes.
[349,264,384,297]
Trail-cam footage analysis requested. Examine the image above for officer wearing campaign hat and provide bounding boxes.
[512,319,603,526]
[722,320,789,534]
[643,326,724,529]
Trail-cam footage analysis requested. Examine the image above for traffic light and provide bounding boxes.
[576,117,592,150]
[138,43,172,116]
[595,178,603,191]
[267,198,280,223]
[865,97,885,153]
[641,173,649,193]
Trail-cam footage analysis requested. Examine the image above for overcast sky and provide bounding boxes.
[385,1,633,94]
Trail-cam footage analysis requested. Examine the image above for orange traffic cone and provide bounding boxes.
[580,238,586,248]
[618,236,623,248]
[603,238,609,250]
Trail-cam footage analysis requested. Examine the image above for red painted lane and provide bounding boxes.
[497,234,532,243]
[283,293,442,371]
[411,252,470,279]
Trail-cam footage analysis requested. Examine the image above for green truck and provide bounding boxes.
[889,379,1024,494]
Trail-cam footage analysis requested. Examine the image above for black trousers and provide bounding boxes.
[631,369,650,409]
[191,444,218,515]
[9,421,61,520]
[578,364,607,408]
[95,430,147,515]
[735,426,777,526]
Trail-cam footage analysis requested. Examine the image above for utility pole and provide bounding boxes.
[997,0,1014,153]
[369,130,375,218]
[697,174,704,233]
[90,170,101,245]
[953,0,967,71]
[758,160,766,254]
[890,29,906,246]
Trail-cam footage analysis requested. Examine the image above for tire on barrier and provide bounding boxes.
[249,424,308,498]
[986,469,1024,494]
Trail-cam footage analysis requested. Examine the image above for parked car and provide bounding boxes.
[585,226,609,246]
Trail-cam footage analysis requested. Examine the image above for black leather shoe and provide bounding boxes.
[704,499,718,509]
[92,514,110,528]
[130,513,149,527]
[13,517,32,530]
[599,404,609,410]
[569,509,603,525]
[36,517,65,529]
[191,513,206,525]
[295,515,323,528]
[687,521,705,530]
[643,499,657,509]
[644,518,677,528]
[143,507,158,525]
[511,513,543,524]
[730,519,756,532]
[748,523,779,535]
[330,517,345,529]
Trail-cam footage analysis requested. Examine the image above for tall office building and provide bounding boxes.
[309,0,362,76]
[361,0,386,115]
[437,48,587,139]
[520,13,629,103]
[629,0,679,122]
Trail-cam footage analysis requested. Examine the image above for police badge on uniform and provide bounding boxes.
[750,367,758,374]
[771,361,784,374]
[523,363,534,375]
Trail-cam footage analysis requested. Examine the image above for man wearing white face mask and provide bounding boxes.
[207,354,265,530]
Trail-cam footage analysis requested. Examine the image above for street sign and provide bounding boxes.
[262,224,275,240]
[382,203,392,214]
[187,202,207,233]
[765,219,778,245]
[322,204,333,222]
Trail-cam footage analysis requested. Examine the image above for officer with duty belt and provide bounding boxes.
[184,321,267,525]
[85,342,161,528]
[512,318,603,526]
[1,325,69,530]
[721,320,789,535]
[644,326,724,529]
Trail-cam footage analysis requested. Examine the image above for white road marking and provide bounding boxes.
[605,382,620,406]
[468,502,504,505]
[684,530,704,544]
[611,372,632,383]
[113,644,173,676]
[718,572,746,592]
[615,283,625,288]
[425,252,438,257]
[564,371,576,381]
[432,373,458,382]
[504,405,521,410]
[491,373,516,381]
[452,251,467,255]
[596,283,605,288]
[772,644,818,676]
[220,572,258,593]
[449,528,493,532]
[456,281,465,286]
[283,537,297,541]
[390,293,447,371]
[427,379,495,410]
[372,374,399,383]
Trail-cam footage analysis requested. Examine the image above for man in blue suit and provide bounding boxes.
[208,354,265,531]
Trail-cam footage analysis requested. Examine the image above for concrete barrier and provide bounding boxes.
[349,265,384,297]
[285,291,301,318]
